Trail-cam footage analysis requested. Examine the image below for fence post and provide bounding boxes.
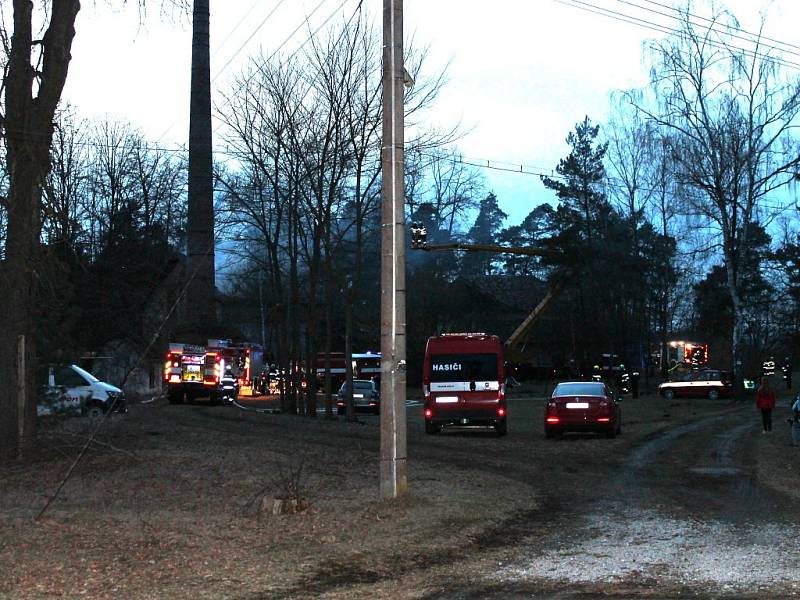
[17,334,26,460]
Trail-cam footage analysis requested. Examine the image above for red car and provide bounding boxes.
[544,381,622,439]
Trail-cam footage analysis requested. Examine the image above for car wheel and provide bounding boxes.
[708,388,720,400]
[663,389,675,400]
[86,404,104,419]
[168,391,182,405]
[545,428,559,439]
[425,421,440,435]
[605,426,617,439]
[495,419,507,436]
[616,420,622,435]
[337,407,345,415]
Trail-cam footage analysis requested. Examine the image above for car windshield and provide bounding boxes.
[553,382,605,397]
[429,353,498,382]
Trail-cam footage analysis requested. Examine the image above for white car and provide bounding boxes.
[38,364,127,417]
[658,369,733,400]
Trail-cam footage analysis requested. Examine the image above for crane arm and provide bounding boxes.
[414,242,551,257]
[503,270,572,354]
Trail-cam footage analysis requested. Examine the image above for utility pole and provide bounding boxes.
[186,0,216,337]
[380,0,408,499]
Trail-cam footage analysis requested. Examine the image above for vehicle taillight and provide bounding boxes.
[547,401,556,411]
[424,408,432,418]
[546,416,560,423]
[498,407,506,417]
[597,417,611,422]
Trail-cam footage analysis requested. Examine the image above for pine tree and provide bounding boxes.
[463,192,508,275]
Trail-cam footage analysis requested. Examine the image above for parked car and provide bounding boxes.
[336,379,380,414]
[38,364,127,418]
[544,381,622,439]
[658,369,733,400]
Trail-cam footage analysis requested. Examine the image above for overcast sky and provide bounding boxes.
[59,0,800,225]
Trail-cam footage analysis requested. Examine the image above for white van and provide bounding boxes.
[38,364,127,417]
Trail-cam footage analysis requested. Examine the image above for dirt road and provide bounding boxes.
[420,405,800,599]
[2,391,798,599]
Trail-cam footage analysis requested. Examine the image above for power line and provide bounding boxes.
[637,0,800,53]
[154,0,291,144]
[612,0,800,60]
[155,0,336,146]
[417,150,797,214]
[210,0,292,86]
[556,0,800,71]
[212,0,363,137]
[211,0,264,57]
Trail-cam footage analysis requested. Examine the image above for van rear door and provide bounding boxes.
[429,353,500,416]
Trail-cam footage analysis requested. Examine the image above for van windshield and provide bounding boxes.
[70,365,99,383]
[429,353,498,382]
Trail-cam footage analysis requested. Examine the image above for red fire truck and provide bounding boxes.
[164,340,261,404]
[314,352,347,388]
[314,351,382,389]
[662,340,708,371]
[423,333,507,436]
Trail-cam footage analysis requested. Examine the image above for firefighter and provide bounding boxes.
[781,357,792,390]
[220,365,238,403]
[630,370,640,399]
[762,356,776,378]
[618,364,629,394]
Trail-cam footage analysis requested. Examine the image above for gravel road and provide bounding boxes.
[486,408,800,598]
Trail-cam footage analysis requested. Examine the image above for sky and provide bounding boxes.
[57,0,800,226]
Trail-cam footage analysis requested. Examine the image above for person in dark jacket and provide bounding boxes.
[756,376,776,433]
[781,357,792,390]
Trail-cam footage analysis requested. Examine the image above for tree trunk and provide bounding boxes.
[725,250,744,400]
[322,252,334,419]
[1,0,81,458]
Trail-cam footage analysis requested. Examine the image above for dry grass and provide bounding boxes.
[0,387,749,599]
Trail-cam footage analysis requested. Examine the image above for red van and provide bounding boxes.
[423,333,507,435]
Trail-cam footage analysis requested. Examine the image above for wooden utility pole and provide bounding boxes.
[380,0,408,499]
[186,0,216,335]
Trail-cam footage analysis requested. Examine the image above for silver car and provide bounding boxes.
[336,379,380,414]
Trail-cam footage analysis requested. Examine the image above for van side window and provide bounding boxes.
[54,367,86,387]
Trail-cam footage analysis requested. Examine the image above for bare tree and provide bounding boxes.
[216,11,454,418]
[637,4,800,386]
[42,107,89,254]
[605,91,656,227]
[426,148,483,236]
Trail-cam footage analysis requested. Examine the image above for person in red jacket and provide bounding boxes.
[756,376,777,433]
